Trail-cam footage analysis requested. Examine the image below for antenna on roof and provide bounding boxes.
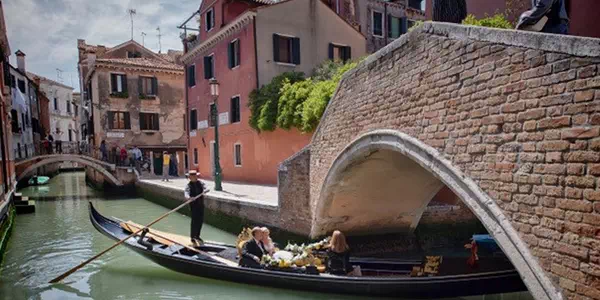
[128,9,137,40]
[141,32,147,47]
[156,26,162,54]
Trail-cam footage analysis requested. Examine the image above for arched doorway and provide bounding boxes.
[314,130,559,300]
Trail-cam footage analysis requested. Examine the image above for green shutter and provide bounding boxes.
[401,17,408,34]
[138,77,143,96]
[228,42,234,69]
[122,75,128,93]
[108,112,114,129]
[140,113,146,130]
[124,112,131,129]
[292,37,300,65]
[273,34,280,62]
[344,46,352,62]
[328,43,334,60]
[152,77,158,95]
[153,113,159,130]
[110,74,117,93]
[204,56,211,79]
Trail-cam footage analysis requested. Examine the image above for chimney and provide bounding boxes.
[87,52,96,68]
[15,50,26,72]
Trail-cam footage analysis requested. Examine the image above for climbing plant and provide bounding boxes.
[462,14,513,29]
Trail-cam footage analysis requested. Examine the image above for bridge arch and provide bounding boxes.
[314,130,558,300]
[17,155,122,186]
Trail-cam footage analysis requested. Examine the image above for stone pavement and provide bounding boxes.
[139,177,278,207]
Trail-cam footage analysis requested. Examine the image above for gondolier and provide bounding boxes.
[184,170,206,247]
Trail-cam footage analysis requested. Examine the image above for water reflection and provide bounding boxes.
[0,172,532,300]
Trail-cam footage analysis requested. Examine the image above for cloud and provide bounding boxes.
[4,0,200,91]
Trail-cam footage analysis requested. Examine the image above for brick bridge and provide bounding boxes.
[275,23,600,300]
[15,154,123,186]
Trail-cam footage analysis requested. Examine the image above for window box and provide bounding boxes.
[110,91,129,98]
[139,94,156,100]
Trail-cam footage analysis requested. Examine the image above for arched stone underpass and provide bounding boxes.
[16,155,122,186]
[291,22,600,300]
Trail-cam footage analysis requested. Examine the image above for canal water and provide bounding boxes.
[0,172,533,300]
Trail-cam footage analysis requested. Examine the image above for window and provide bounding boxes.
[54,98,58,110]
[208,103,216,127]
[10,74,15,88]
[139,112,160,130]
[110,73,128,94]
[205,7,215,32]
[193,148,198,165]
[187,65,196,87]
[107,111,131,130]
[273,34,300,65]
[190,109,198,130]
[17,79,25,93]
[204,55,214,79]
[21,113,25,128]
[66,101,71,113]
[372,11,383,37]
[127,51,141,58]
[328,43,351,62]
[139,76,158,97]
[10,109,18,132]
[388,15,408,39]
[234,143,242,167]
[228,39,240,69]
[230,96,241,123]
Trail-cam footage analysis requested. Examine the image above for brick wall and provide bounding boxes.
[307,23,600,299]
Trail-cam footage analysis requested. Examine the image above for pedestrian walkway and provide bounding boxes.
[138,178,278,207]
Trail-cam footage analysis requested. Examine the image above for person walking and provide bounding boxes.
[120,146,128,166]
[184,170,206,247]
[516,0,569,35]
[162,151,170,182]
[100,140,107,162]
[132,145,142,173]
[55,131,62,154]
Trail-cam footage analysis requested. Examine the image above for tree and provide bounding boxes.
[432,0,467,24]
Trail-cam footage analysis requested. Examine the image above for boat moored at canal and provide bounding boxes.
[89,203,527,298]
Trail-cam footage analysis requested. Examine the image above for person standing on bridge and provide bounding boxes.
[47,132,54,154]
[162,151,170,182]
[184,170,206,247]
[516,0,569,35]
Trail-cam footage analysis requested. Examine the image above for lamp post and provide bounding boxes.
[209,79,223,191]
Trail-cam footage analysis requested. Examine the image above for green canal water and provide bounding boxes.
[0,172,533,300]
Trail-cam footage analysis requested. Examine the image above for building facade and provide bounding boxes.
[181,0,366,184]
[30,73,76,151]
[8,55,35,160]
[78,40,186,173]
[0,0,14,204]
[423,0,600,39]
[322,0,427,53]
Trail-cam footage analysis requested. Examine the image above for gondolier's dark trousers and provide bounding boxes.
[190,201,204,240]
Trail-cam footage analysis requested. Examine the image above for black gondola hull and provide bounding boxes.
[89,203,527,298]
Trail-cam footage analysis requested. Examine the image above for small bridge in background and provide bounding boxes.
[15,154,123,186]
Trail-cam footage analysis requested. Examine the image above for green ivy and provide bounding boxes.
[408,20,424,32]
[301,79,337,132]
[462,14,513,29]
[277,78,313,130]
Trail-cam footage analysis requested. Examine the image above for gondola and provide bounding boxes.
[89,203,527,298]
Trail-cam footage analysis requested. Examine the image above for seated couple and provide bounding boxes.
[239,227,276,268]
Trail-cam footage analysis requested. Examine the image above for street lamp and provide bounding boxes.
[209,78,223,191]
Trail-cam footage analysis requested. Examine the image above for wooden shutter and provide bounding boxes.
[138,77,143,96]
[228,42,234,69]
[124,112,131,129]
[328,43,334,60]
[387,14,391,38]
[292,37,300,65]
[152,77,158,95]
[108,112,114,129]
[153,113,159,130]
[188,65,195,86]
[344,46,352,62]
[110,74,117,93]
[400,17,408,34]
[235,40,240,67]
[140,113,146,130]
[122,75,128,93]
[204,56,211,79]
[272,34,280,62]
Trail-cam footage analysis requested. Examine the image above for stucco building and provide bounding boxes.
[77,39,186,173]
[0,0,14,204]
[8,53,36,160]
[322,0,426,53]
[180,0,366,184]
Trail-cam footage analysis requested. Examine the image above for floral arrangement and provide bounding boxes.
[261,237,330,269]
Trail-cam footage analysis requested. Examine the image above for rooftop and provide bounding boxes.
[95,58,184,72]
[27,71,74,90]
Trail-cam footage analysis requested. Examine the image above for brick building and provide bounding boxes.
[180,0,366,184]
[78,40,186,174]
[0,0,14,207]
[424,0,600,39]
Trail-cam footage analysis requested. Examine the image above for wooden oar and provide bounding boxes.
[121,223,238,267]
[49,190,209,284]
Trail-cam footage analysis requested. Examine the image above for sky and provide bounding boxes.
[4,0,201,92]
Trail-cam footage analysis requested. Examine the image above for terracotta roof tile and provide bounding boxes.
[95,58,184,71]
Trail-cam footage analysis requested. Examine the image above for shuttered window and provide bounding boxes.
[110,74,128,93]
[139,76,158,97]
[273,34,300,65]
[190,109,198,130]
[17,79,25,93]
[187,65,196,87]
[228,39,240,69]
[108,111,130,130]
[372,11,383,37]
[328,43,352,62]
[230,96,240,123]
[205,7,215,32]
[140,112,159,130]
[204,55,214,79]
[234,144,242,167]
[387,15,408,38]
